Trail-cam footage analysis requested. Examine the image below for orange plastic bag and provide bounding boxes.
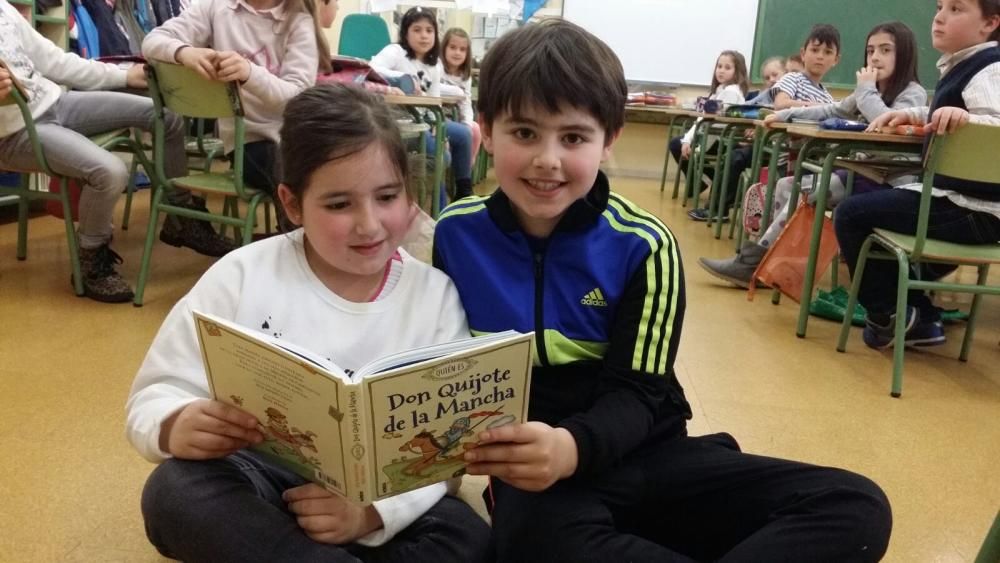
[747,199,840,303]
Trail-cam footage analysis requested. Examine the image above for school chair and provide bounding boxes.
[338,14,391,60]
[836,123,1000,397]
[0,89,153,296]
[134,61,271,306]
[185,118,226,174]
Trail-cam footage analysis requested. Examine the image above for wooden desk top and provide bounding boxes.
[711,115,758,125]
[785,125,924,145]
[753,120,797,131]
[382,95,459,106]
[624,105,702,117]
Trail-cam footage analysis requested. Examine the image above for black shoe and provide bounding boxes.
[75,244,134,303]
[160,200,238,257]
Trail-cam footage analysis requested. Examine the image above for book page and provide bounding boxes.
[364,335,533,501]
[195,313,352,497]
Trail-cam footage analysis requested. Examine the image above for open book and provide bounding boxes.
[194,311,533,505]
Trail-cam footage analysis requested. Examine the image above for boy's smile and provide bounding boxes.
[483,104,618,238]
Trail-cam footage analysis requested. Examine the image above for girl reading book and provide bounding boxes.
[126,84,490,562]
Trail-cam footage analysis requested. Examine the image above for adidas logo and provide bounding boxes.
[580,288,608,307]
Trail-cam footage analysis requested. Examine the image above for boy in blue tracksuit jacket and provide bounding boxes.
[433,20,892,562]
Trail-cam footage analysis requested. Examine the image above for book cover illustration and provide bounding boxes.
[367,339,533,500]
[196,315,351,496]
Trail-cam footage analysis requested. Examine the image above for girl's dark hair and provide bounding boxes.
[865,22,920,107]
[710,50,750,96]
[287,0,332,73]
[979,0,1000,41]
[442,27,472,80]
[280,84,411,202]
[399,6,440,65]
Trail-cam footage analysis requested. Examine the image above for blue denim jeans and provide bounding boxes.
[834,189,1000,320]
[426,121,472,182]
[141,451,491,563]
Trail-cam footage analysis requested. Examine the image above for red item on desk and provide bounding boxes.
[894,125,928,136]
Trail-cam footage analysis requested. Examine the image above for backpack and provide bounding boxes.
[742,181,767,238]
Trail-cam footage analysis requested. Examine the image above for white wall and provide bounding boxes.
[563,0,759,86]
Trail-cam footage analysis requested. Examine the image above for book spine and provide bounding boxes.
[345,383,369,504]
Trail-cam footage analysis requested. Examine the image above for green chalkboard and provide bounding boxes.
[751,0,938,90]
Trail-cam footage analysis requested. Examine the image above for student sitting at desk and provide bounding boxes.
[371,7,473,203]
[836,0,1000,349]
[700,22,927,288]
[745,56,787,106]
[668,50,749,221]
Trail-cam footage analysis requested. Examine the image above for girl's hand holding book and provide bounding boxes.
[463,421,578,492]
[283,484,384,544]
[159,398,263,459]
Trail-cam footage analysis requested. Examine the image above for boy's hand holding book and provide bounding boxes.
[464,421,578,492]
[159,398,264,459]
[284,484,384,545]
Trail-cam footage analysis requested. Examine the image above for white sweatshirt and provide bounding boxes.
[142,0,318,151]
[441,71,474,125]
[0,0,127,138]
[370,43,442,97]
[126,229,470,546]
[680,83,746,144]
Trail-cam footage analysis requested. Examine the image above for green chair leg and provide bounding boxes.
[959,264,990,362]
[133,186,167,307]
[889,248,911,398]
[974,510,1000,563]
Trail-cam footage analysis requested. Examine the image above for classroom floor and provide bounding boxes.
[1,170,998,562]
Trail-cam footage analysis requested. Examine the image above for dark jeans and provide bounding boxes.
[229,140,281,197]
[141,452,491,563]
[668,136,751,211]
[834,189,1000,320]
[488,432,891,563]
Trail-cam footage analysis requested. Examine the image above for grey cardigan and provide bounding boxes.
[775,80,927,123]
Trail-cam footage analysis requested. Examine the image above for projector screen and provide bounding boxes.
[563,0,760,86]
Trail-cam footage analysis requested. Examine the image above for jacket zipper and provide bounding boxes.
[533,249,550,366]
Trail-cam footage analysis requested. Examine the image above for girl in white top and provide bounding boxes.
[142,0,327,196]
[371,7,474,200]
[440,27,480,160]
[127,84,490,562]
[678,50,751,158]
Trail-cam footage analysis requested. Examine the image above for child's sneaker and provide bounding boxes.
[904,320,946,347]
[76,243,134,303]
[688,208,710,221]
[862,307,946,349]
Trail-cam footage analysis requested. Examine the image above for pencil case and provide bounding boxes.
[819,118,868,131]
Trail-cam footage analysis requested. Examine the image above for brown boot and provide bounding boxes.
[76,244,134,303]
[159,199,238,257]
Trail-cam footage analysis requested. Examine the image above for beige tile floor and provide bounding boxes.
[1,172,998,562]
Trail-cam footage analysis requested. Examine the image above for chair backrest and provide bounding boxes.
[926,122,1000,186]
[338,14,391,60]
[146,62,246,188]
[147,62,244,119]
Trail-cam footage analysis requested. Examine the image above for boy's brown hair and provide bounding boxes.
[980,0,1000,41]
[803,24,841,54]
[476,19,626,142]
